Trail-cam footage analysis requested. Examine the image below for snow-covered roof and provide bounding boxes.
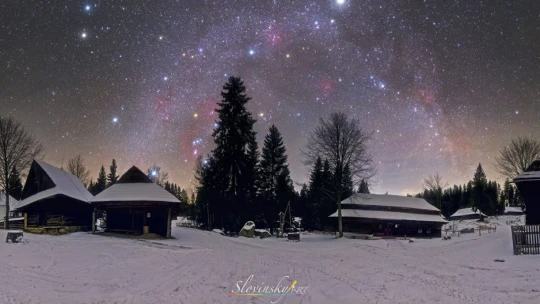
[513,159,540,183]
[91,183,180,203]
[341,193,440,212]
[16,160,93,210]
[0,192,18,209]
[449,208,486,218]
[329,209,448,223]
[504,207,524,214]
[91,166,179,204]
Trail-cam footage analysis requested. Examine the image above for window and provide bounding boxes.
[427,228,432,234]
[418,228,423,234]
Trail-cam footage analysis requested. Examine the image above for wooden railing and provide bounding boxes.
[511,225,540,255]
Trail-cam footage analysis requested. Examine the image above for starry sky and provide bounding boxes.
[1,0,539,195]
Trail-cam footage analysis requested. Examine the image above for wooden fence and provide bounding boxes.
[511,225,540,255]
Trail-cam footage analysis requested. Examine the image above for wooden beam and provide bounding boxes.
[166,206,172,239]
[92,208,96,234]
[24,213,27,230]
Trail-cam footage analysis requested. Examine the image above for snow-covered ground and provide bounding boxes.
[443,215,525,231]
[1,223,540,304]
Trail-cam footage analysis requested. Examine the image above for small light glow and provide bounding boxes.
[112,117,118,123]
[151,170,157,176]
[193,113,198,118]
[159,36,163,40]
[249,49,255,55]
[336,0,345,4]
[163,76,168,81]
[81,32,87,38]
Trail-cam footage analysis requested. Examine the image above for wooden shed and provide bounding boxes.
[449,208,486,221]
[15,160,93,232]
[514,159,540,225]
[91,166,179,238]
[327,193,447,238]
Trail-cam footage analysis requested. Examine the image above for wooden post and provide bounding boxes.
[24,213,27,230]
[166,206,172,239]
[92,208,96,234]
[3,216,6,229]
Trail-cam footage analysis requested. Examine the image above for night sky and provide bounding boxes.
[1,1,539,194]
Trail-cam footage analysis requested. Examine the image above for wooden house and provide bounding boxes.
[15,160,94,231]
[90,166,180,238]
[327,193,447,238]
[513,159,540,225]
[449,208,486,221]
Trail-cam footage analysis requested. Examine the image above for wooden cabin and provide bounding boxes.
[449,208,486,221]
[327,194,447,238]
[514,159,540,225]
[15,160,93,232]
[91,166,180,238]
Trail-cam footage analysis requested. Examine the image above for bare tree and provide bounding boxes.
[304,112,376,238]
[0,117,43,232]
[66,154,91,185]
[422,172,449,210]
[147,164,169,186]
[495,137,540,179]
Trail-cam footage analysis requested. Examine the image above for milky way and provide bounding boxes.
[1,1,539,194]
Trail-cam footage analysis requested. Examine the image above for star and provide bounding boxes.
[112,117,118,123]
[249,49,255,55]
[85,5,91,11]
[81,32,88,39]
[336,0,345,5]
[163,76,168,81]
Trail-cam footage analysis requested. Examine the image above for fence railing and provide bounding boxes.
[511,225,540,255]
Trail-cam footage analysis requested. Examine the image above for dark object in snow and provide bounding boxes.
[460,228,475,234]
[442,235,451,240]
[494,259,505,262]
[287,232,300,241]
[6,230,23,243]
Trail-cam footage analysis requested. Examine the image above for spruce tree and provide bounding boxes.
[107,159,119,186]
[244,131,260,222]
[358,179,370,194]
[7,167,23,200]
[259,125,289,226]
[208,76,257,231]
[305,157,323,230]
[319,159,335,228]
[470,163,489,217]
[94,165,107,195]
[341,164,354,200]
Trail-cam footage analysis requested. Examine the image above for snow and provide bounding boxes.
[450,207,486,218]
[342,193,440,211]
[329,208,447,223]
[504,207,524,214]
[91,183,180,203]
[212,229,225,235]
[444,215,526,231]
[1,220,539,303]
[16,160,93,210]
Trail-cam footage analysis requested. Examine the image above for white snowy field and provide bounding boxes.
[1,225,540,304]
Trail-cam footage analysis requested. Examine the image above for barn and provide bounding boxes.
[91,166,179,238]
[14,160,94,232]
[513,159,540,225]
[449,208,486,221]
[327,193,447,238]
